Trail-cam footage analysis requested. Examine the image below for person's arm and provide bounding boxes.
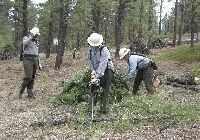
[96,48,109,78]
[127,56,137,79]
[87,47,94,71]
[23,35,33,46]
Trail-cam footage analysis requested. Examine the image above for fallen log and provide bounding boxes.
[166,81,200,91]
[167,75,197,85]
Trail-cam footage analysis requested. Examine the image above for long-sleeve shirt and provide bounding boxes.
[127,54,151,79]
[23,35,39,56]
[87,46,114,78]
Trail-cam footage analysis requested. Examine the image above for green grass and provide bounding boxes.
[189,64,200,76]
[58,93,199,138]
[154,44,200,63]
[153,44,200,77]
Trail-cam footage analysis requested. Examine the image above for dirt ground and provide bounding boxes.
[0,48,199,139]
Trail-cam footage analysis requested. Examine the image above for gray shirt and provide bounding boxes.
[87,46,114,78]
[23,35,39,56]
[127,55,151,79]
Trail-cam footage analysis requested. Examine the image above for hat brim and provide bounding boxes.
[120,49,130,59]
[87,36,103,46]
[30,28,40,36]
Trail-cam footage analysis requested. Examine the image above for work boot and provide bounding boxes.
[27,89,36,99]
[18,79,30,99]
[18,89,24,99]
[18,86,27,99]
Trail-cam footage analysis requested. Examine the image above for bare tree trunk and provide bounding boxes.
[55,0,69,70]
[115,0,128,58]
[147,0,153,50]
[104,9,109,43]
[46,10,53,58]
[178,3,184,45]
[22,0,28,36]
[91,0,100,32]
[13,21,20,51]
[138,0,144,41]
[172,0,178,47]
[190,1,195,47]
[159,0,163,35]
[76,29,80,49]
[197,23,199,41]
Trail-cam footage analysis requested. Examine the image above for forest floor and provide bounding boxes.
[0,47,199,140]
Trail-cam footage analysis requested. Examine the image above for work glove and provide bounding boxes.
[90,70,100,85]
[91,70,96,75]
[89,77,100,86]
[38,64,42,70]
[19,54,23,61]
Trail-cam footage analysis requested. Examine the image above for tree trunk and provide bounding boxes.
[91,0,100,32]
[13,21,20,51]
[172,0,178,47]
[138,0,144,41]
[22,0,28,36]
[76,29,80,49]
[190,1,195,47]
[178,3,184,45]
[147,0,153,50]
[114,0,127,58]
[104,9,109,44]
[55,0,69,70]
[159,0,163,35]
[46,10,53,58]
[197,23,199,41]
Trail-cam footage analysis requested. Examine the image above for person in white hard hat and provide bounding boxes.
[87,33,115,114]
[119,48,157,94]
[18,27,41,99]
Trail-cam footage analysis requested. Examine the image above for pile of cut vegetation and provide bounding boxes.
[59,68,129,105]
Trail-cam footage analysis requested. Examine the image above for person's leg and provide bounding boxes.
[99,69,113,114]
[143,67,155,94]
[19,58,33,98]
[132,71,143,94]
[27,58,38,99]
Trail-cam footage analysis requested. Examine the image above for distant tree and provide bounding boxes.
[178,1,184,45]
[172,0,178,47]
[159,0,163,35]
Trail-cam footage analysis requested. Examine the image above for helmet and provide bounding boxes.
[30,27,40,35]
[87,33,103,46]
[119,48,130,59]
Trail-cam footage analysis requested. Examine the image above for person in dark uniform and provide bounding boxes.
[119,48,156,94]
[87,33,114,114]
[18,27,41,99]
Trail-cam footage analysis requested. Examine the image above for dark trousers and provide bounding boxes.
[20,56,38,95]
[132,66,155,94]
[99,69,113,113]
[88,69,113,114]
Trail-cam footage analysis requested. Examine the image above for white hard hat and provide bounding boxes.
[87,33,103,46]
[30,27,40,35]
[119,48,130,59]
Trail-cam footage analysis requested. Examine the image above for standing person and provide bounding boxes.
[119,48,157,94]
[87,33,114,114]
[18,27,41,99]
